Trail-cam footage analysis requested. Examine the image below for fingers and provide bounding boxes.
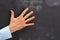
[23,11,33,20]
[20,8,29,17]
[25,23,35,26]
[25,16,35,23]
[10,10,14,19]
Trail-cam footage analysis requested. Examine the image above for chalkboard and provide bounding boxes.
[45,0,60,7]
[0,0,60,40]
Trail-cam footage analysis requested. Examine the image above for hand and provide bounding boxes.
[9,8,35,33]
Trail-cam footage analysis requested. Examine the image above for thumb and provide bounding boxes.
[10,10,14,19]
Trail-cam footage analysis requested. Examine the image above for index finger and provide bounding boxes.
[20,8,29,17]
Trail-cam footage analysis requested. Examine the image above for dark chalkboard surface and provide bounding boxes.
[45,0,60,7]
[0,0,60,40]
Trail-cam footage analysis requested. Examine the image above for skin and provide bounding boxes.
[9,8,35,33]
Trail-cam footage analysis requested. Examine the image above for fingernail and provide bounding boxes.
[33,16,35,18]
[31,11,34,13]
[32,23,35,25]
[26,8,29,10]
[10,10,12,11]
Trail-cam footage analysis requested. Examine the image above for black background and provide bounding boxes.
[0,0,60,40]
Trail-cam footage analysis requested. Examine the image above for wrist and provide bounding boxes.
[9,25,14,33]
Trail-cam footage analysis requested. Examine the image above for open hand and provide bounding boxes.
[9,8,35,33]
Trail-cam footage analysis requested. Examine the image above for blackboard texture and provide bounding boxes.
[0,0,60,40]
[45,0,60,7]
